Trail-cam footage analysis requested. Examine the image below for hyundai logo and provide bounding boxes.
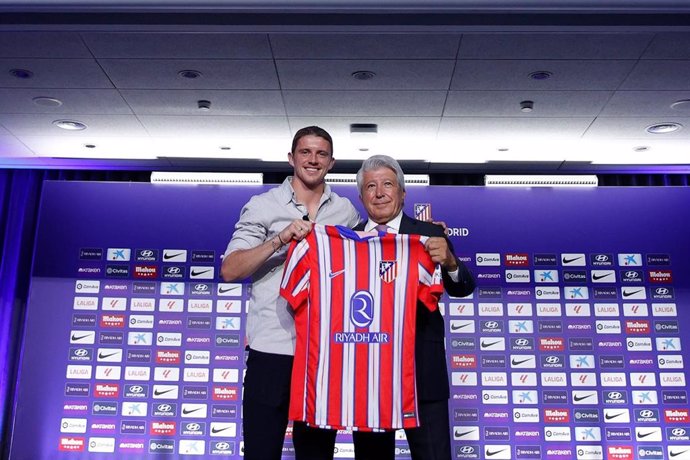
[514,339,529,346]
[656,288,669,295]
[186,423,201,431]
[215,442,231,450]
[625,271,639,278]
[639,410,654,417]
[485,321,499,328]
[672,428,687,436]
[595,255,609,262]
[157,404,172,411]
[74,349,88,356]
[167,267,181,274]
[545,356,560,364]
[140,250,153,257]
[130,386,143,393]
[608,392,622,399]
[194,284,209,291]
[459,446,476,454]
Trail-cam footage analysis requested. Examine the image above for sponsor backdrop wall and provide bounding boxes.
[10,181,690,460]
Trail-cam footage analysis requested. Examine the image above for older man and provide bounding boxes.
[352,155,475,460]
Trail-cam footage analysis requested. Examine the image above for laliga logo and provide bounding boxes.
[350,291,374,328]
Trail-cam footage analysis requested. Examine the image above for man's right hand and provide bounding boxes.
[279,219,313,244]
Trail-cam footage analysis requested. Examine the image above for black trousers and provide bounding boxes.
[242,348,337,460]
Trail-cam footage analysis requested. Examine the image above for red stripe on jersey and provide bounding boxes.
[326,227,344,427]
[377,235,397,429]
[351,237,371,429]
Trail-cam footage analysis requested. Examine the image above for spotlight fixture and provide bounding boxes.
[178,69,202,79]
[670,99,690,110]
[84,144,96,149]
[529,70,552,80]
[219,146,231,151]
[197,100,211,111]
[53,120,87,131]
[646,122,682,134]
[351,70,376,81]
[633,146,650,152]
[9,68,33,79]
[520,100,534,113]
[151,172,263,185]
[32,97,62,107]
[497,147,510,152]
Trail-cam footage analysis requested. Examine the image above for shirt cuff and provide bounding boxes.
[447,267,460,282]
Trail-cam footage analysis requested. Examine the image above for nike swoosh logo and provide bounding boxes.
[481,340,501,348]
[486,449,507,457]
[671,449,690,458]
[164,252,184,260]
[562,256,582,264]
[605,412,624,420]
[451,323,470,331]
[211,427,232,434]
[98,352,119,359]
[154,389,175,396]
[329,269,345,279]
[511,358,531,366]
[573,394,594,402]
[218,286,239,294]
[191,269,212,276]
[182,407,203,415]
[71,333,92,341]
[592,273,611,280]
[454,429,474,438]
[637,431,656,439]
[623,289,643,297]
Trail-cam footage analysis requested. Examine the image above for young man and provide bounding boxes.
[352,154,475,460]
[221,126,360,460]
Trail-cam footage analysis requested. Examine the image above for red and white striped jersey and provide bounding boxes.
[280,224,443,430]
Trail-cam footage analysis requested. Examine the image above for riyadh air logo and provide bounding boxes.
[414,203,431,221]
[379,261,397,283]
[350,291,374,328]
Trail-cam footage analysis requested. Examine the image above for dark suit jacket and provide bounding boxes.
[355,213,476,401]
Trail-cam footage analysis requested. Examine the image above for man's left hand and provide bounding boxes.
[424,237,459,271]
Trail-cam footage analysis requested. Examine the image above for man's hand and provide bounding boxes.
[279,218,313,244]
[424,237,458,271]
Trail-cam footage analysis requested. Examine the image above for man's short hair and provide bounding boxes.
[291,126,333,154]
[356,154,406,193]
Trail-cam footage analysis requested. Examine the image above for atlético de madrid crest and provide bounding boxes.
[379,261,398,283]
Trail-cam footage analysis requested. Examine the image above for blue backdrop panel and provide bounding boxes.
[9,181,690,460]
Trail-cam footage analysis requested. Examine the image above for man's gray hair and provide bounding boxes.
[356,155,405,194]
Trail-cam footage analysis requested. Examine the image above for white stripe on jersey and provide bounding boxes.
[367,236,382,429]
[315,227,331,426]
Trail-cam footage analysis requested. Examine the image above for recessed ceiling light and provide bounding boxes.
[670,99,690,110]
[351,70,376,81]
[646,122,682,134]
[529,70,552,80]
[178,69,202,79]
[497,147,510,152]
[9,68,33,79]
[32,96,63,107]
[633,146,650,152]
[219,146,231,150]
[358,148,370,152]
[84,144,96,149]
[53,120,87,131]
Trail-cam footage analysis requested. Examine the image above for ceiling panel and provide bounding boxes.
[97,59,280,89]
[270,33,460,59]
[0,89,133,114]
[459,33,653,59]
[599,90,690,116]
[283,90,447,116]
[0,58,113,88]
[0,135,34,157]
[584,117,690,138]
[451,60,636,90]
[1,114,148,137]
[120,90,285,115]
[0,32,93,58]
[438,117,593,140]
[276,59,455,90]
[444,90,612,117]
[138,115,290,137]
[620,60,690,90]
[82,32,273,59]
[641,33,690,59]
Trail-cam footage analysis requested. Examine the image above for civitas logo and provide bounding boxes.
[475,253,501,266]
[148,440,175,454]
[105,265,129,278]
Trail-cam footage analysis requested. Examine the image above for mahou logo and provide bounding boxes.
[505,253,529,266]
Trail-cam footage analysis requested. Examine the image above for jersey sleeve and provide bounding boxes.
[417,242,443,311]
[279,237,311,312]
